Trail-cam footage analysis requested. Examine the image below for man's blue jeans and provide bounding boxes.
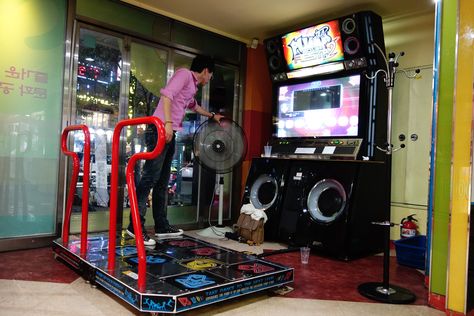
[129,126,175,232]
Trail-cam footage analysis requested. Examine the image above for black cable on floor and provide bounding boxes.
[256,246,300,258]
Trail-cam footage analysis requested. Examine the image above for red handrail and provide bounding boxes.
[61,125,90,257]
[108,117,165,290]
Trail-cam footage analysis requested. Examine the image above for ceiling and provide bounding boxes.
[121,0,435,44]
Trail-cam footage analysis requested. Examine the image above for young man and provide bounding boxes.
[127,55,223,246]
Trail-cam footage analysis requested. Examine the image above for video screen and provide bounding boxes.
[275,74,360,138]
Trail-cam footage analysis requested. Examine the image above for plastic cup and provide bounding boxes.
[263,145,272,157]
[300,246,310,264]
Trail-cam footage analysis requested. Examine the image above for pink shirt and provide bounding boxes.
[152,68,198,131]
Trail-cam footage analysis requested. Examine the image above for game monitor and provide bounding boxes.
[265,11,387,161]
[273,74,361,139]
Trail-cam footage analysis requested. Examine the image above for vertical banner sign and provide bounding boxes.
[0,0,67,237]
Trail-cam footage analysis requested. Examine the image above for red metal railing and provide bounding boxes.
[61,125,90,257]
[108,117,165,290]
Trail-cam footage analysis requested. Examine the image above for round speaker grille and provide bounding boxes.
[344,36,360,55]
[342,17,356,34]
[266,39,278,54]
[250,174,278,210]
[269,55,282,71]
[307,179,347,223]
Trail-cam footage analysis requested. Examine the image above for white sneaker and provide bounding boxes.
[126,229,156,247]
[154,226,184,238]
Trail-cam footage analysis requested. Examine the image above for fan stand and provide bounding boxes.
[197,174,234,238]
[193,118,247,239]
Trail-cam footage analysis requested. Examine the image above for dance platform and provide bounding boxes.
[52,233,294,314]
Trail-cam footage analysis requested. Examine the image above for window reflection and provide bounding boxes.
[73,29,122,219]
[170,54,197,208]
[68,32,240,230]
[124,42,168,210]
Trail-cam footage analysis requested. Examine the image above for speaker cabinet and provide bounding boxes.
[278,160,388,260]
[263,36,287,82]
[339,11,385,70]
[242,158,291,241]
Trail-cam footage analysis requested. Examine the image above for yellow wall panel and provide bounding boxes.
[447,0,474,312]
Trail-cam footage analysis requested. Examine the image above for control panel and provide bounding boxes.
[268,138,363,160]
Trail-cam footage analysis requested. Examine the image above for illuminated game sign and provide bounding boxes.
[282,20,344,71]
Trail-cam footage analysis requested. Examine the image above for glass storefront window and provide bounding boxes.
[124,42,168,214]
[169,55,240,226]
[170,53,196,209]
[0,0,67,243]
[203,64,240,223]
[71,28,123,232]
[68,29,241,232]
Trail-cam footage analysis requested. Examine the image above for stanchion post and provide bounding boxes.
[357,46,420,304]
[107,116,165,290]
[61,125,90,257]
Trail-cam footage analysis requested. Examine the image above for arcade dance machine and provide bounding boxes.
[53,117,294,314]
[259,10,416,303]
[252,11,391,259]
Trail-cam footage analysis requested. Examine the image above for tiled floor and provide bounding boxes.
[0,230,444,316]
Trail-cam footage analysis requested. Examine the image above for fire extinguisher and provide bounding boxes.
[400,214,418,238]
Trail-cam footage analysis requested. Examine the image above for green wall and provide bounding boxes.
[431,0,457,295]
[0,0,67,237]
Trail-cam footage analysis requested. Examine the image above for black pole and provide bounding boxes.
[357,49,416,304]
[382,152,392,289]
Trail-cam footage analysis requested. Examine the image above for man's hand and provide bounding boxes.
[213,113,224,123]
[165,123,174,143]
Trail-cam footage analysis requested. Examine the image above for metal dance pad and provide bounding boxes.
[52,233,294,314]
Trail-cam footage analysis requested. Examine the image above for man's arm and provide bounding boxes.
[161,96,174,143]
[193,105,223,122]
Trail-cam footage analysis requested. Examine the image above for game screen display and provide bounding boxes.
[282,20,344,71]
[275,74,361,138]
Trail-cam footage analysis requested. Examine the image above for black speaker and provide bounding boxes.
[242,158,291,241]
[278,160,388,260]
[263,36,287,82]
[339,11,385,70]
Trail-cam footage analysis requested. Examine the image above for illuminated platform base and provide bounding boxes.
[52,233,294,314]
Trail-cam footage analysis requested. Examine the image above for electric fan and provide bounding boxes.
[193,117,247,237]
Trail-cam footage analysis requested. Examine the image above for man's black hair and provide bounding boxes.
[190,55,215,73]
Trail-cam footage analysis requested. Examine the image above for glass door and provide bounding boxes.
[165,52,205,226]
[123,40,168,229]
[205,64,240,224]
[70,27,124,233]
[168,54,241,227]
[68,28,242,232]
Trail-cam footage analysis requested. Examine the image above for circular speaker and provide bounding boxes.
[307,179,347,223]
[268,55,282,71]
[250,174,278,211]
[344,36,360,55]
[266,39,278,54]
[341,17,357,34]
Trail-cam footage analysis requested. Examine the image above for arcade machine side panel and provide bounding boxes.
[343,160,388,258]
[241,157,292,241]
[52,240,97,283]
